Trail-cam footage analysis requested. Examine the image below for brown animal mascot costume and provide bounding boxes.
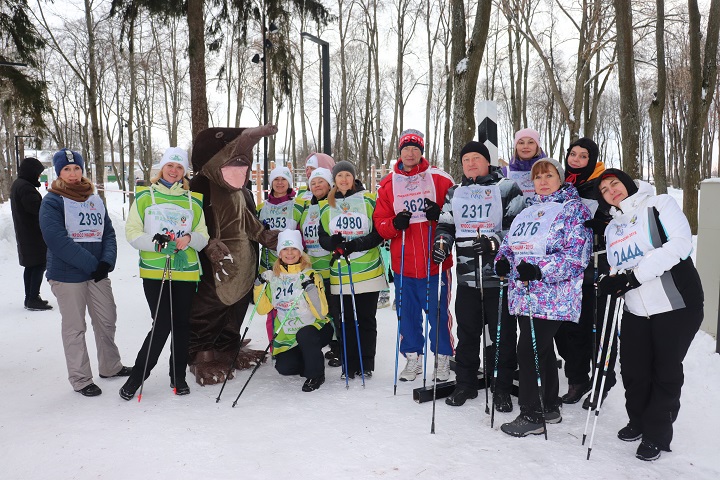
[188,125,279,385]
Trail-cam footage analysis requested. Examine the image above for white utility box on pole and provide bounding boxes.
[696,178,720,353]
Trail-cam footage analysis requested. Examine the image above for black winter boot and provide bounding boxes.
[561,381,591,404]
[25,297,52,311]
[302,375,325,392]
[445,387,478,406]
[636,440,662,461]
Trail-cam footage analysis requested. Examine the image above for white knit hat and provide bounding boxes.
[158,147,189,172]
[277,229,303,252]
[308,167,333,187]
[269,166,293,188]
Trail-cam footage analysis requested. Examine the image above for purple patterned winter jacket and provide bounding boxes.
[495,183,592,323]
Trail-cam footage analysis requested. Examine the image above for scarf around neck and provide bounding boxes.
[50,178,94,202]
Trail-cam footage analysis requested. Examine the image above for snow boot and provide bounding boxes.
[119,378,141,401]
[500,413,545,437]
[445,387,478,406]
[493,392,513,412]
[302,375,325,392]
[399,352,423,381]
[25,297,52,311]
[171,379,190,395]
[432,354,451,381]
[561,380,591,404]
[355,370,372,379]
[617,424,643,442]
[636,440,662,461]
[582,387,609,410]
[377,291,391,309]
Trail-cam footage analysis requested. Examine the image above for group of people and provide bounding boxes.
[11,126,703,461]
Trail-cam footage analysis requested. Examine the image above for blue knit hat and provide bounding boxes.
[53,149,84,176]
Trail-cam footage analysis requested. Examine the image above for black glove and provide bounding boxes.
[584,219,609,236]
[301,272,315,290]
[92,261,111,283]
[516,261,542,281]
[152,233,172,248]
[432,239,449,265]
[330,247,349,266]
[329,233,344,250]
[423,198,441,222]
[341,239,358,256]
[393,210,412,230]
[262,219,271,230]
[473,234,499,256]
[256,272,269,284]
[494,257,511,277]
[597,272,640,297]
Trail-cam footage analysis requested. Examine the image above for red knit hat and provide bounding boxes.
[398,129,425,155]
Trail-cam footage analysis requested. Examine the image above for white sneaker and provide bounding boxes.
[377,291,391,309]
[432,354,451,381]
[399,353,423,381]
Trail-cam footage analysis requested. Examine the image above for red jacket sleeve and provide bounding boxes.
[373,174,400,240]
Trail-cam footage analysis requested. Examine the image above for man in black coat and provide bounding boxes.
[11,157,52,311]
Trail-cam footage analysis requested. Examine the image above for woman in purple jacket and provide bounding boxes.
[495,158,592,437]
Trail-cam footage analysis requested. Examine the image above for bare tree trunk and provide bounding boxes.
[650,0,668,194]
[187,0,209,140]
[83,0,105,201]
[614,0,641,178]
[449,0,492,180]
[684,0,720,233]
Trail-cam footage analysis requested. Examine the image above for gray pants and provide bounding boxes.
[50,279,123,391]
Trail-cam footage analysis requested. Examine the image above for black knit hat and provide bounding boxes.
[332,160,356,179]
[595,168,639,209]
[459,141,491,165]
[565,137,599,185]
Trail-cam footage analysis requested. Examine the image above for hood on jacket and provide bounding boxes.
[19,157,44,183]
[194,125,278,192]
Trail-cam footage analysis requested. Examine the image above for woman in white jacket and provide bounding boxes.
[596,168,703,462]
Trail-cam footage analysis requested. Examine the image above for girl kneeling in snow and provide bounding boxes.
[254,230,332,392]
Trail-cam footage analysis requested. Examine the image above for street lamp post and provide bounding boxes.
[300,32,331,156]
[252,11,279,195]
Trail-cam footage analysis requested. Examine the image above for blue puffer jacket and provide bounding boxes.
[496,183,592,323]
[39,191,117,283]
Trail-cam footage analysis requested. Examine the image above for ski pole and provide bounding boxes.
[431,239,444,434]
[591,236,600,392]
[216,282,269,403]
[526,281,548,440]
[393,230,406,395]
[422,221,432,388]
[137,255,171,402]
[231,295,302,407]
[490,278,505,429]
[586,298,623,460]
[333,252,350,389]
[476,253,489,415]
[345,257,366,388]
[582,294,613,443]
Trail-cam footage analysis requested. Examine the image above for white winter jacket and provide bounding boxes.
[605,181,703,317]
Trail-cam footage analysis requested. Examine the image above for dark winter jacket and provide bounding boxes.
[435,166,525,289]
[10,158,47,267]
[39,191,117,283]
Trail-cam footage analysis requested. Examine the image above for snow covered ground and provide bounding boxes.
[1,185,719,480]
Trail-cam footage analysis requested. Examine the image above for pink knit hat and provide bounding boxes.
[514,128,541,148]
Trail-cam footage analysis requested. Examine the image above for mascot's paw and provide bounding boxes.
[234,348,268,370]
[189,360,235,386]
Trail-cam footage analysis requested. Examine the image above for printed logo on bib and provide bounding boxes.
[63,195,105,242]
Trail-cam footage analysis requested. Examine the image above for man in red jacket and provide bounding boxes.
[374,129,455,382]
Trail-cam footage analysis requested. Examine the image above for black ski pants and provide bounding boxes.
[328,291,379,373]
[275,322,334,379]
[620,305,703,451]
[517,316,561,413]
[128,279,196,386]
[24,263,46,300]
[454,285,517,394]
